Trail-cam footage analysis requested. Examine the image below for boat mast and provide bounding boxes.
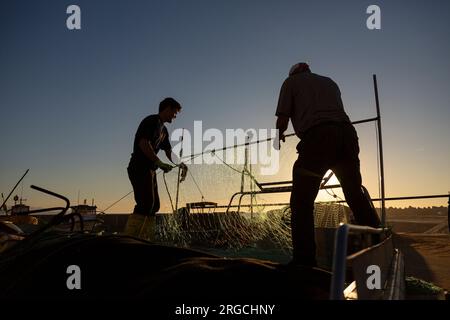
[373,74,386,226]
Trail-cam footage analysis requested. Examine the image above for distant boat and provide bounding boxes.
[70,203,97,219]
[10,203,30,215]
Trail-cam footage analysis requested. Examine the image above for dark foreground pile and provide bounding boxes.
[0,232,331,300]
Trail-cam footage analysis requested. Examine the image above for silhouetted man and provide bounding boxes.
[276,63,381,267]
[125,97,181,240]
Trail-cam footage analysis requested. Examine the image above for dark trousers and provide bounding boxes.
[290,122,381,266]
[127,166,160,216]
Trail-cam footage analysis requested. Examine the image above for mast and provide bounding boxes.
[373,74,386,226]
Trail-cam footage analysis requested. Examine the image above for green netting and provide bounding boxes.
[131,138,351,253]
[153,201,349,253]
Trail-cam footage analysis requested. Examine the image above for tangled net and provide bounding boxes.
[154,202,350,253]
[137,138,352,255]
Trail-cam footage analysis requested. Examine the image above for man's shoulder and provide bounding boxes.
[310,73,339,87]
[310,72,333,80]
[143,114,159,121]
[288,72,332,82]
[140,114,160,126]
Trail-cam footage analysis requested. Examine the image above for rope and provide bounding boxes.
[211,150,245,175]
[211,151,261,187]
[162,173,175,213]
[325,186,344,202]
[98,190,134,214]
[178,116,376,162]
[187,169,205,202]
[181,132,297,161]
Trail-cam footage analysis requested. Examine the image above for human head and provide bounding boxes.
[158,97,181,123]
[288,62,311,76]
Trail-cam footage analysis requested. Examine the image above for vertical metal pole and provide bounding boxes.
[373,75,386,226]
[447,193,450,232]
[330,223,349,300]
[241,142,248,194]
[249,138,253,219]
[175,129,184,214]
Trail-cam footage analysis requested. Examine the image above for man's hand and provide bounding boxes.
[179,162,188,182]
[155,159,174,173]
[273,131,286,151]
[275,115,289,151]
[179,162,187,170]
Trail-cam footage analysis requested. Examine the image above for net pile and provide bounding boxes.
[154,202,349,252]
[144,138,350,252]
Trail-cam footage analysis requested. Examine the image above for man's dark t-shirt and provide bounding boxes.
[129,114,171,170]
[276,72,350,138]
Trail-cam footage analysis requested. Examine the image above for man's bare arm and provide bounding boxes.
[276,115,289,142]
[164,149,174,163]
[138,138,159,162]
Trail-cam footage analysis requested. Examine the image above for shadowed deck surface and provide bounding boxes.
[393,233,450,290]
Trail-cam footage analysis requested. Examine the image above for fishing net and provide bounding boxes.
[155,202,350,251]
[148,138,351,254]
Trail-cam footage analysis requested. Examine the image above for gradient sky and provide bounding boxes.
[1,0,449,213]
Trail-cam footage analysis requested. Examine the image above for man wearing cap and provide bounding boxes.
[125,97,182,240]
[276,63,381,267]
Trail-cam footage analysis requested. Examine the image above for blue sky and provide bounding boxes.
[1,0,449,212]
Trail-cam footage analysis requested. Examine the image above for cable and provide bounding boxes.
[162,172,175,213]
[187,169,205,202]
[98,190,134,214]
[212,150,245,175]
[181,133,297,161]
[324,187,344,202]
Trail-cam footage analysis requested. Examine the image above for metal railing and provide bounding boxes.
[329,223,386,300]
[222,193,450,228]
[329,193,449,300]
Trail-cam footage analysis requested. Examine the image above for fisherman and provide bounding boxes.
[275,63,381,267]
[125,97,183,240]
